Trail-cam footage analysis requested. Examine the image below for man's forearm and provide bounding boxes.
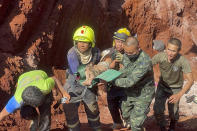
[52,76,68,97]
[0,108,10,121]
[178,80,194,97]
[179,73,194,97]
[109,60,116,69]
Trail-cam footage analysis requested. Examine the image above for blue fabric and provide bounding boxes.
[67,47,79,74]
[67,47,101,75]
[5,96,21,113]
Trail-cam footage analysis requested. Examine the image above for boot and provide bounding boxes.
[168,120,176,131]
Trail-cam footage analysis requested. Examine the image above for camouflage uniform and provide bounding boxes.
[152,52,192,128]
[115,50,155,131]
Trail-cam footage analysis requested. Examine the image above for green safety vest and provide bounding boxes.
[14,70,55,103]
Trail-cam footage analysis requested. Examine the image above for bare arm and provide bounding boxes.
[179,73,194,96]
[169,72,194,103]
[0,107,10,122]
[52,76,70,102]
[153,64,160,87]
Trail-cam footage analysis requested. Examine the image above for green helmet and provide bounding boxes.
[73,25,95,47]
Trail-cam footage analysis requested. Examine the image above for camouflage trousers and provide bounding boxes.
[153,82,181,127]
[121,85,155,131]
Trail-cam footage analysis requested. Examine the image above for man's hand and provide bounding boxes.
[168,93,182,104]
[62,92,70,104]
[0,108,10,122]
[119,63,124,69]
[115,52,123,62]
[169,72,194,104]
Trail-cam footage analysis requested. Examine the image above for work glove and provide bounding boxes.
[115,52,123,62]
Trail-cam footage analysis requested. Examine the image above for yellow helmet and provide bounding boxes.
[113,28,131,46]
[73,25,95,47]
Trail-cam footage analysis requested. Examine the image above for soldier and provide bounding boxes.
[114,36,155,131]
[152,38,194,131]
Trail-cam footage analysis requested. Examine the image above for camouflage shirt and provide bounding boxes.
[115,50,154,88]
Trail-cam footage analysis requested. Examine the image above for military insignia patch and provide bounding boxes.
[172,66,179,72]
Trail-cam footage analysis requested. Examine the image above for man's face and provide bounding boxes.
[166,43,179,61]
[77,41,90,53]
[123,44,139,56]
[114,39,124,52]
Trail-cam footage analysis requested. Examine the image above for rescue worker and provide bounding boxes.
[63,25,101,131]
[152,38,194,131]
[114,36,155,131]
[107,28,131,129]
[0,70,70,131]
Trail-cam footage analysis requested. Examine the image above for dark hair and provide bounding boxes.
[168,38,182,50]
[22,86,45,107]
[20,105,38,120]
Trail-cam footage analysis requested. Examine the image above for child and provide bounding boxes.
[82,49,112,86]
